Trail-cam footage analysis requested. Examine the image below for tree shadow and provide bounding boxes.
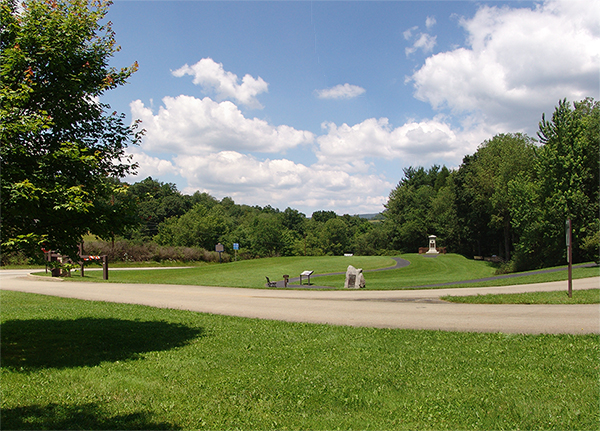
[1,318,203,371]
[0,402,180,430]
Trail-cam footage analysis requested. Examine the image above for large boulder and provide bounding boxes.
[344,265,365,289]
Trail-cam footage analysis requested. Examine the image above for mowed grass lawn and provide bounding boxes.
[63,255,397,288]
[70,253,600,290]
[314,254,600,290]
[60,254,497,289]
[2,290,598,430]
[442,289,600,304]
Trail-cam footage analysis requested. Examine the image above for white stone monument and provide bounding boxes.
[344,265,365,289]
[426,235,439,255]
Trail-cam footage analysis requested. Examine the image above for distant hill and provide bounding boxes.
[357,213,384,220]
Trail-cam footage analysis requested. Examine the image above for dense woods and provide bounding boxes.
[385,98,599,270]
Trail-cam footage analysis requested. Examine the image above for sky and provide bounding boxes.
[100,0,600,216]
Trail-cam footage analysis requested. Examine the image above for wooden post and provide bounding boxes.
[102,255,108,280]
[566,219,572,298]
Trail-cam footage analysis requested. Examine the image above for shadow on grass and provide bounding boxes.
[0,403,179,430]
[1,318,203,371]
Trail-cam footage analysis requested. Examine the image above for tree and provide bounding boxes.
[247,213,288,257]
[321,217,350,255]
[154,204,229,250]
[510,98,599,268]
[0,0,141,259]
[462,133,536,260]
[311,210,337,224]
[126,177,192,239]
[384,166,449,252]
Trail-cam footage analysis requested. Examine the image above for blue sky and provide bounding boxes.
[101,0,599,216]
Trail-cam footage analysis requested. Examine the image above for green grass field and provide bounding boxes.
[57,253,599,291]
[2,290,598,430]
[59,255,397,288]
[442,288,600,304]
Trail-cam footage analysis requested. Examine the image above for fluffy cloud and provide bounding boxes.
[173,151,392,214]
[316,117,462,166]
[127,93,393,213]
[315,83,366,100]
[172,58,268,109]
[130,96,314,155]
[124,148,176,182]
[410,0,600,131]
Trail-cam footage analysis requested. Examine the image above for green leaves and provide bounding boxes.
[1,0,140,259]
[510,99,600,268]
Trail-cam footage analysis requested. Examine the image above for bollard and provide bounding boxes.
[102,255,108,280]
[283,274,289,288]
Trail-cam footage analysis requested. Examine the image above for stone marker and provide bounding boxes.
[426,235,439,255]
[344,265,365,289]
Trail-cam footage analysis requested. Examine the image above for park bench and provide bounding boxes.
[265,276,277,287]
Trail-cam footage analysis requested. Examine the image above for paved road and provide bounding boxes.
[1,269,598,334]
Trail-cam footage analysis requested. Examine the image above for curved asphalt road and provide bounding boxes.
[1,269,598,335]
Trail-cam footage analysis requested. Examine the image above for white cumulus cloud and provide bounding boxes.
[173,151,392,214]
[316,117,462,166]
[410,0,600,132]
[130,96,314,155]
[172,58,269,109]
[315,83,366,100]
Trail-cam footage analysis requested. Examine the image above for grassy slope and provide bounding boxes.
[309,255,599,290]
[2,290,598,430]
[316,253,499,289]
[62,255,396,288]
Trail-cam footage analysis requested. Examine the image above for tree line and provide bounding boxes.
[116,177,378,260]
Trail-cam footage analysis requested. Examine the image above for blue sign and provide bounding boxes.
[233,243,239,250]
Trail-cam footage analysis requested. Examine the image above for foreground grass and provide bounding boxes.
[443,288,600,304]
[2,291,599,430]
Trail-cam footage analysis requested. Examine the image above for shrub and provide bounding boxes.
[83,240,225,263]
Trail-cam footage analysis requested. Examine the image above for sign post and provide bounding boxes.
[566,219,572,298]
[233,243,239,261]
[215,243,224,263]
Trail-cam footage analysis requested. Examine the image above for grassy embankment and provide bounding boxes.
[2,290,598,430]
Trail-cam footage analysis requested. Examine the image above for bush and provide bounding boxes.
[581,230,600,264]
[83,240,227,263]
[0,251,34,266]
